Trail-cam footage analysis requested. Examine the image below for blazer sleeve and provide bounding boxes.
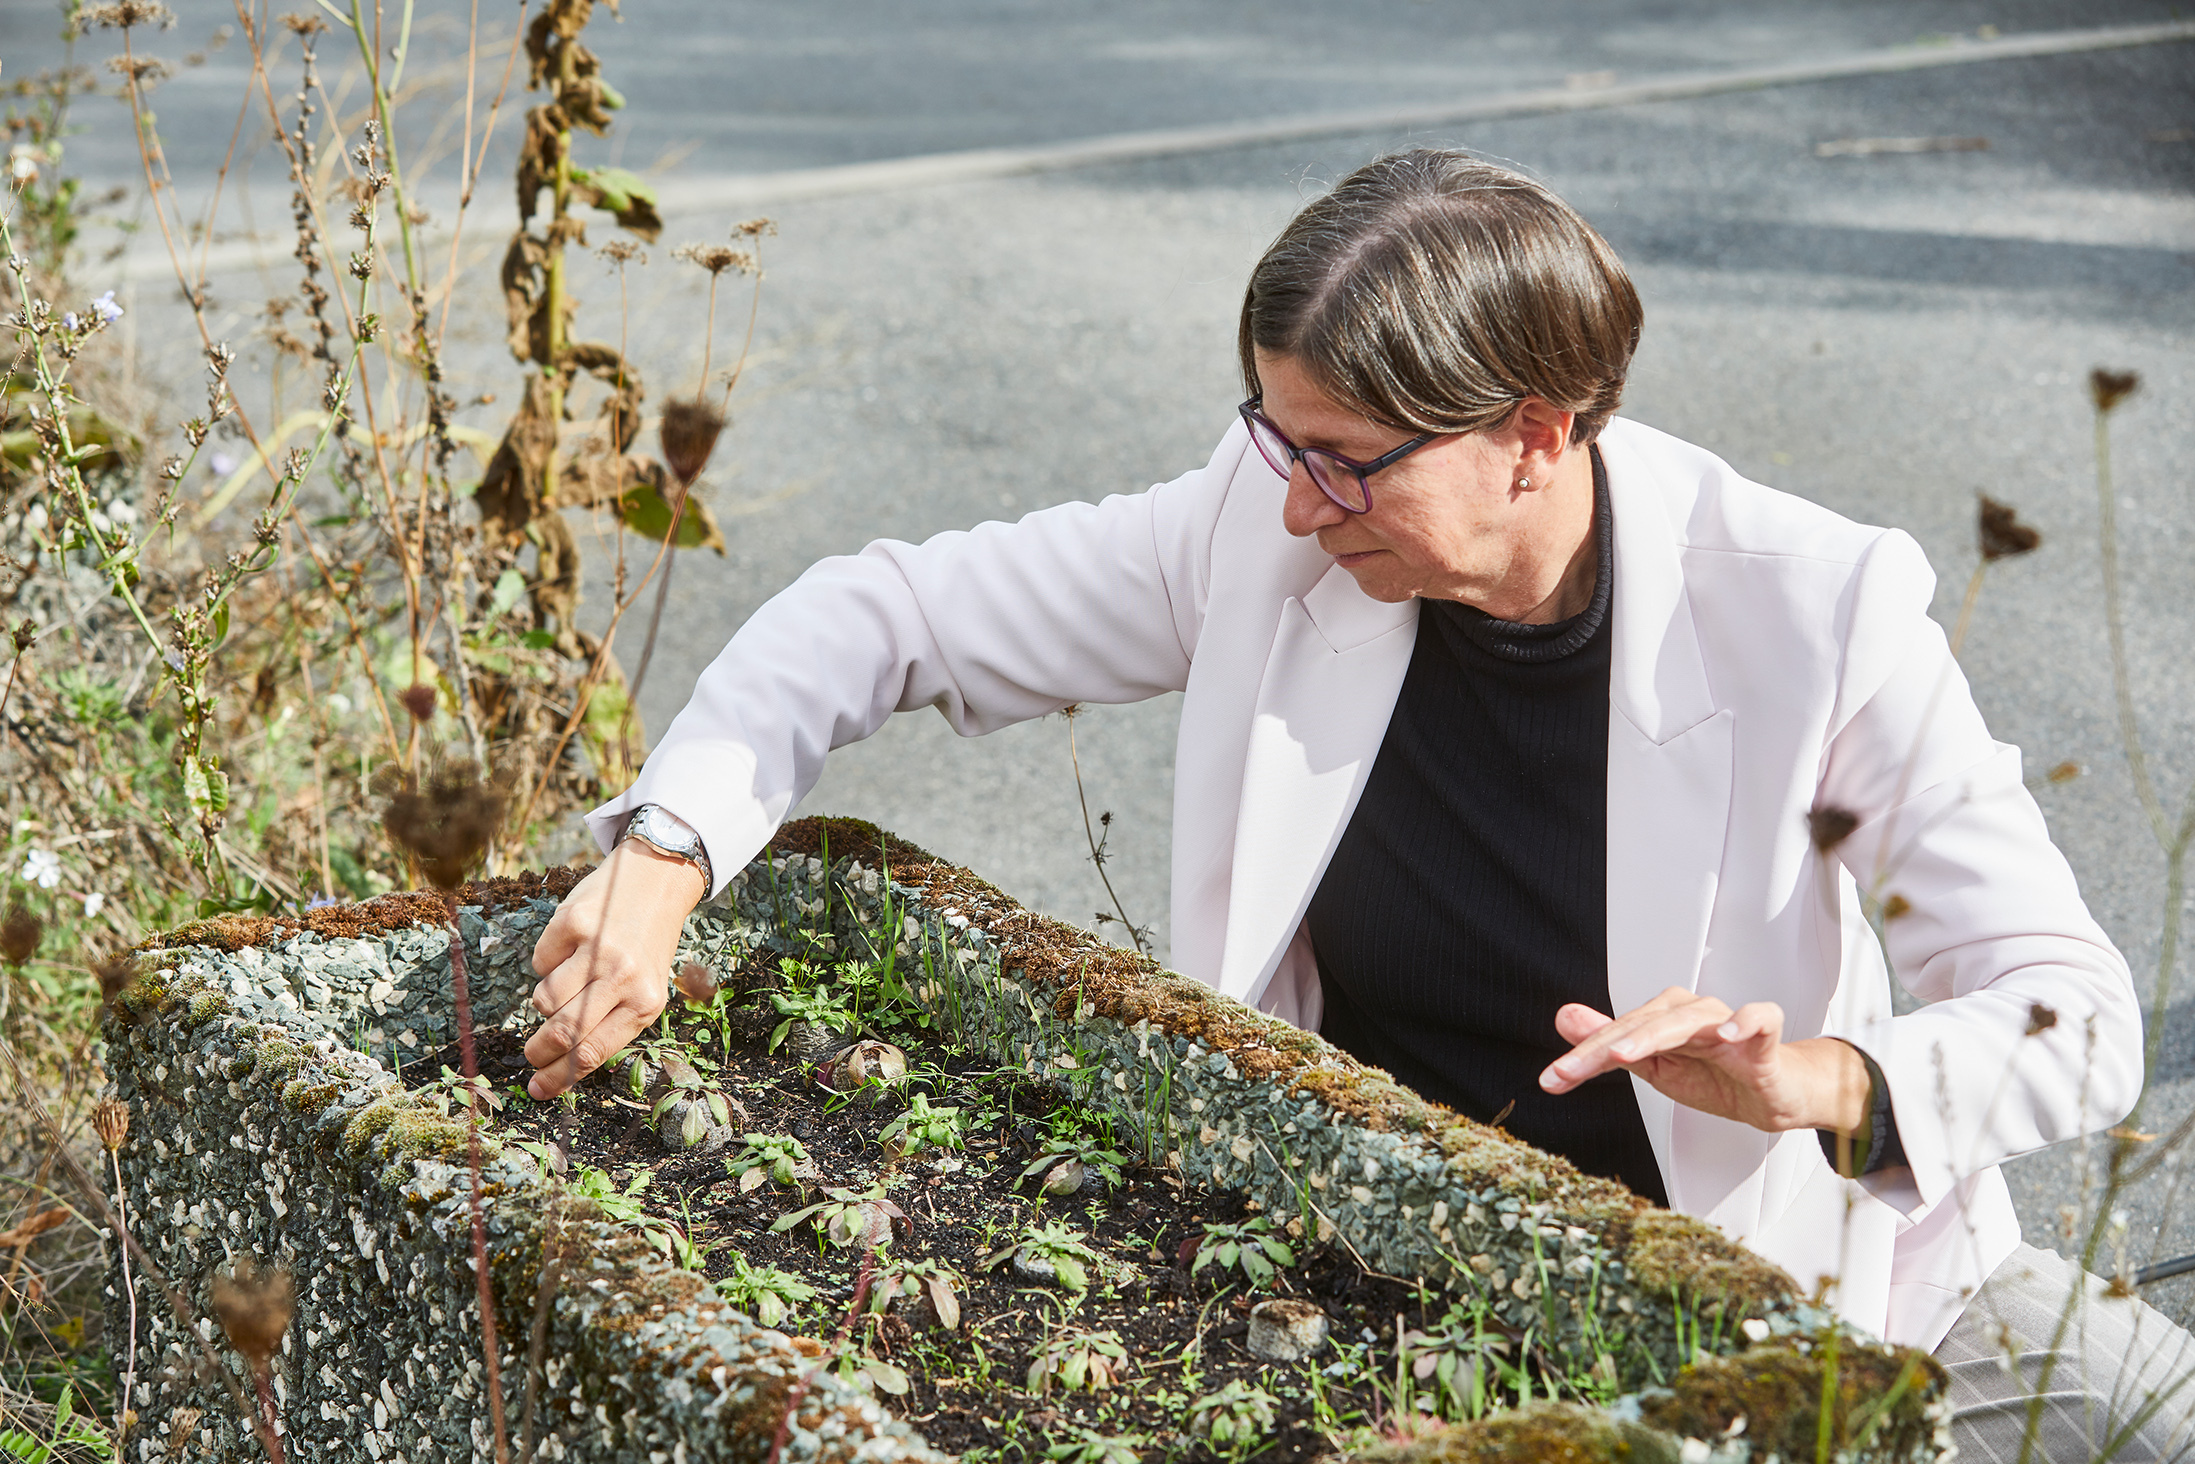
[1815,528,2143,1217]
[582,421,1249,894]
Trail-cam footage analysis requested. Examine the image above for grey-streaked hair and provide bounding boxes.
[1239,150,1642,445]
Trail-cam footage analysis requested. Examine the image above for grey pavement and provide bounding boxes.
[9,1,2194,1319]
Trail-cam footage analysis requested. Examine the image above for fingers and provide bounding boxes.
[526,995,653,1100]
[1540,989,1734,1093]
[1553,1003,1615,1045]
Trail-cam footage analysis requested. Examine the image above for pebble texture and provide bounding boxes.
[103,823,1951,1461]
[103,894,942,1464]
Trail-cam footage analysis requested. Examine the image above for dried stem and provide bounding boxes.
[109,1145,139,1447]
[444,889,512,1462]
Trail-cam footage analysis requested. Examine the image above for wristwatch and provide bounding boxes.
[618,804,713,891]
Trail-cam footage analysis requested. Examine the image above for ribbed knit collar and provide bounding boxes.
[1435,444,1612,664]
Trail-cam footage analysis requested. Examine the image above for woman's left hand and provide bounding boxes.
[1538,988,1869,1135]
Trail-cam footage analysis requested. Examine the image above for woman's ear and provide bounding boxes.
[1511,398,1578,488]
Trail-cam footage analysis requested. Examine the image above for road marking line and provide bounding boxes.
[118,19,2194,280]
[652,20,2195,209]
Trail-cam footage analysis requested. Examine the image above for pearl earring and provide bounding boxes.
[1515,475,1531,489]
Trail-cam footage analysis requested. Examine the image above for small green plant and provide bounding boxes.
[0,1380,110,1462]
[714,1255,818,1327]
[1042,1427,1146,1464]
[572,1164,652,1223]
[1190,1378,1280,1460]
[1396,1296,1522,1422]
[1192,1216,1295,1290]
[879,1092,965,1158]
[864,1252,965,1331]
[771,1183,906,1253]
[725,1132,812,1192]
[417,1064,507,1118]
[1026,1326,1132,1396]
[1020,1106,1128,1194]
[768,983,858,1053]
[990,1218,1107,1296]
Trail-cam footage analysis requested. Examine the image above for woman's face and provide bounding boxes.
[1257,351,1592,620]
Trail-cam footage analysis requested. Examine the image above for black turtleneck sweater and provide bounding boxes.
[1306,448,1670,1206]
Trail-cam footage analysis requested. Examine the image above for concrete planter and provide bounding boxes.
[103,819,1951,1462]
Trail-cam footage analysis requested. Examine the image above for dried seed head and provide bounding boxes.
[398,682,438,723]
[597,240,646,267]
[731,217,777,238]
[1806,805,1860,854]
[210,1259,293,1370]
[2089,369,2140,414]
[105,55,174,85]
[671,243,754,277]
[659,398,726,487]
[0,907,42,968]
[377,760,506,889]
[82,0,177,29]
[93,1098,131,1152]
[1978,497,2041,562]
[2025,1002,2058,1037]
[674,961,718,1006]
[96,956,139,1010]
[278,11,327,34]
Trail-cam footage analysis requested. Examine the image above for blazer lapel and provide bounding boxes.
[1604,454,1735,1207]
[1218,565,1418,1010]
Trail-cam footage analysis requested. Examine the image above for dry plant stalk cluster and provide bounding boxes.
[2,0,769,1455]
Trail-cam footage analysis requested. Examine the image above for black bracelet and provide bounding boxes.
[1816,1041,1908,1179]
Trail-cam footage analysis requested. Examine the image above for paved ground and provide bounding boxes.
[9,1,2194,1318]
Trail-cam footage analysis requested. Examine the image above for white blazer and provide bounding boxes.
[592,415,2142,1350]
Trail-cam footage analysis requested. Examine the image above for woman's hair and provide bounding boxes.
[1239,150,1642,445]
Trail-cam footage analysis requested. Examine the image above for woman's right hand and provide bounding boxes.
[524,841,705,1099]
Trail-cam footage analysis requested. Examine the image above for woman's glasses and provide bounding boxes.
[1238,396,1440,514]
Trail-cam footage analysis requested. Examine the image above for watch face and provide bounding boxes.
[638,807,690,853]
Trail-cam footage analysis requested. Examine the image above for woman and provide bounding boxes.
[522,151,2192,1457]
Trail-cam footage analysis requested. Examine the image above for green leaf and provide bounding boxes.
[617,479,725,551]
[570,165,663,241]
[210,599,230,647]
[1053,1256,1087,1293]
[861,1359,909,1395]
[520,629,557,650]
[489,568,527,618]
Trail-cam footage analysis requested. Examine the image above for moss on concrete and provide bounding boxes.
[107,821,1945,1462]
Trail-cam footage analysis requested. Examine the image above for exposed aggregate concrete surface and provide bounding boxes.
[103,819,1952,1461]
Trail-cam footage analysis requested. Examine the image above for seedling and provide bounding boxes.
[725,1132,812,1192]
[417,1064,505,1118]
[1190,1378,1280,1460]
[714,1255,818,1327]
[1042,1429,1146,1464]
[768,984,858,1054]
[1020,1106,1128,1194]
[771,1183,907,1253]
[988,1218,1106,1297]
[1025,1326,1131,1396]
[864,1252,965,1331]
[878,1092,965,1158]
[1191,1215,1295,1290]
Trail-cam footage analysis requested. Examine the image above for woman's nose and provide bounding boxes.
[1280,462,1344,539]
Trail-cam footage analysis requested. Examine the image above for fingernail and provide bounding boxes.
[1539,1069,1562,1090]
[1717,1022,1741,1041]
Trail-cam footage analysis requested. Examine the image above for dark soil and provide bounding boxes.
[405,965,1493,1462]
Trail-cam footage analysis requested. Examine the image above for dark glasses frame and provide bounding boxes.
[1238,395,1441,514]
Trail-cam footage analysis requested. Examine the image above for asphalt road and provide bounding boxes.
[8,1,2194,1319]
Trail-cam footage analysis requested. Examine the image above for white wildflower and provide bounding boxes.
[22,848,62,890]
[83,892,106,918]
